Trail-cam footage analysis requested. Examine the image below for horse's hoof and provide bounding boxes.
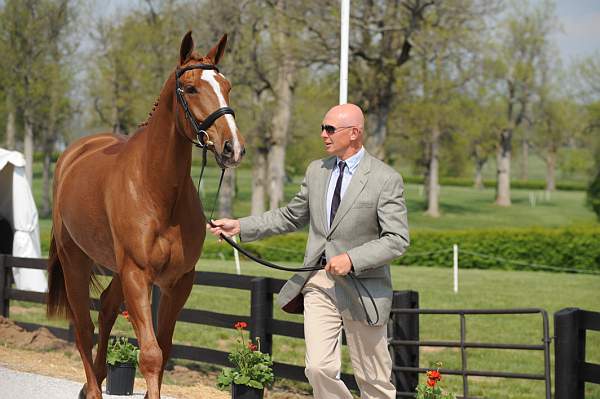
[78,386,86,399]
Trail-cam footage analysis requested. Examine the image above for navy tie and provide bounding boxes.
[329,161,346,227]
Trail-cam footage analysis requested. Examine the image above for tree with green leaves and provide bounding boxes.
[393,0,498,216]
[489,0,556,206]
[575,53,600,218]
[0,0,74,186]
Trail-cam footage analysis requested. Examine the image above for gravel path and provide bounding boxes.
[0,366,175,399]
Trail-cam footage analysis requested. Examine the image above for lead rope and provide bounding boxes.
[195,164,379,326]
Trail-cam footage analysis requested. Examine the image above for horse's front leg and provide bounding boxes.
[120,261,162,399]
[155,270,196,390]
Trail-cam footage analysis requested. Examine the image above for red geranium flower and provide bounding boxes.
[121,310,129,320]
[427,370,441,381]
[234,321,248,330]
[247,342,257,351]
[427,378,436,387]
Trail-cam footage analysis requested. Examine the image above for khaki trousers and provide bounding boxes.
[302,270,396,399]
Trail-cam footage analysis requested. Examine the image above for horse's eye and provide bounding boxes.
[184,86,197,94]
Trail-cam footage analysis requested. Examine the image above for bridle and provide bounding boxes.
[177,64,380,326]
[175,63,235,149]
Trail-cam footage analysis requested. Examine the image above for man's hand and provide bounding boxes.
[325,253,353,276]
[207,218,241,242]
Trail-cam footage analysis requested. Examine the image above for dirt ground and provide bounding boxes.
[0,316,311,399]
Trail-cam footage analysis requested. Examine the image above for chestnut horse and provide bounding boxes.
[47,32,245,399]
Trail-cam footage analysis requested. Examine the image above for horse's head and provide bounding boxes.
[175,31,245,168]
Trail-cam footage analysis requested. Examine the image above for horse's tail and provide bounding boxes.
[46,231,71,319]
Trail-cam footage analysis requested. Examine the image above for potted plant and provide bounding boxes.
[217,321,274,399]
[106,313,140,396]
[415,362,455,399]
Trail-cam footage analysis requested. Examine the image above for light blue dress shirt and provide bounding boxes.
[326,146,365,228]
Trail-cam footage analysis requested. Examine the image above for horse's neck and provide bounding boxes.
[137,74,193,204]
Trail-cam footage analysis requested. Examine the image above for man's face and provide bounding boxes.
[320,115,355,157]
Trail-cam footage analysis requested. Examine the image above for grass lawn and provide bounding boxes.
[9,259,600,398]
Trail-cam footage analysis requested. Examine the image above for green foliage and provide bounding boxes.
[400,226,600,272]
[402,175,587,191]
[217,323,274,390]
[202,227,600,273]
[588,169,600,221]
[106,337,139,367]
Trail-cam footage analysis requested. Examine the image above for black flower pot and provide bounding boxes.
[106,363,136,395]
[232,383,264,399]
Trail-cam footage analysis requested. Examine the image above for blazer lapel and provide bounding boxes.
[327,152,371,235]
[316,157,337,234]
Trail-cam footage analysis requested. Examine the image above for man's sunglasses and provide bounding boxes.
[321,124,355,134]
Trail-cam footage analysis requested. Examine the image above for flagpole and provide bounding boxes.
[340,0,350,104]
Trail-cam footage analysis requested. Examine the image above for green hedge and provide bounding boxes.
[402,175,587,191]
[201,227,600,274]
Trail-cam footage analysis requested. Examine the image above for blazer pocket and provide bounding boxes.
[353,200,375,209]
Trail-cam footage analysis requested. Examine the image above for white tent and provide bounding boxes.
[0,148,47,292]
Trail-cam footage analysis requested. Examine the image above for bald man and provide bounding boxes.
[208,103,409,398]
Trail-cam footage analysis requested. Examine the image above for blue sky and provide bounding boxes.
[552,0,600,62]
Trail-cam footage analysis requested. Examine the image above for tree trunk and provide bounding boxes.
[218,168,235,218]
[495,129,512,206]
[365,102,391,160]
[425,126,440,217]
[24,116,34,186]
[520,137,529,181]
[267,49,294,210]
[5,96,16,150]
[251,147,268,216]
[545,148,556,192]
[41,138,53,217]
[474,159,486,189]
[111,73,122,134]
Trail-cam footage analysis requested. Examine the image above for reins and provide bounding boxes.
[176,63,379,326]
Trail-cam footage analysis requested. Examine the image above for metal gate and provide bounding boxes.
[389,292,551,399]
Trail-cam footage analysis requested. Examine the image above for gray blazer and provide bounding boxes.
[239,150,409,325]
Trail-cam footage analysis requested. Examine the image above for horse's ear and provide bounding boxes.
[206,34,227,65]
[180,31,195,65]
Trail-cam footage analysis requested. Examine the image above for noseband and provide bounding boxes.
[175,63,235,148]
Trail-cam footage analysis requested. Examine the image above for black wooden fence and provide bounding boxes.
[0,254,418,391]
[2,254,597,398]
[555,307,600,399]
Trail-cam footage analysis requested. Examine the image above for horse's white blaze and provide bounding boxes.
[201,70,242,161]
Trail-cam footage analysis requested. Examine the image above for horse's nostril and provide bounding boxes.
[223,141,233,155]
[241,147,246,157]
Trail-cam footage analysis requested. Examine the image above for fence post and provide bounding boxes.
[555,307,585,399]
[250,277,273,355]
[151,285,161,335]
[389,290,419,393]
[0,255,8,318]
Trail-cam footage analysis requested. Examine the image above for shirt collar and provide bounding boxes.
[337,146,365,175]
